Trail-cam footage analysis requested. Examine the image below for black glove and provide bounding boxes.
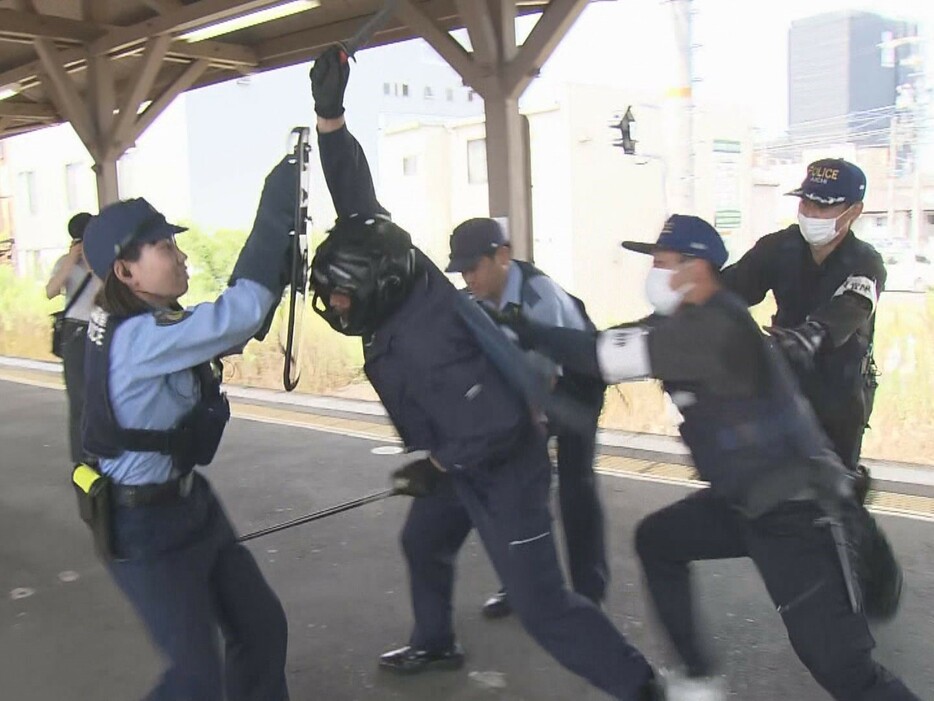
[310,45,350,119]
[230,155,298,298]
[765,320,827,372]
[391,458,442,498]
[484,303,535,349]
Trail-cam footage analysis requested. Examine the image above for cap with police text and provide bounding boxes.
[622,214,729,269]
[786,158,866,206]
[445,217,510,273]
[83,198,187,279]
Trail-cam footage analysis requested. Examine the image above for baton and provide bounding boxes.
[238,488,396,543]
[338,0,399,59]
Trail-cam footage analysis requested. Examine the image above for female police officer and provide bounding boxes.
[78,157,296,701]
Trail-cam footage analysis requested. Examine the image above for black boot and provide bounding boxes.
[481,589,512,619]
[378,643,465,674]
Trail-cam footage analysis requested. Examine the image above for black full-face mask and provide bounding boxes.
[310,216,418,337]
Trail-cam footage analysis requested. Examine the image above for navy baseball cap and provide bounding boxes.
[445,217,509,273]
[786,158,866,205]
[622,214,729,270]
[83,198,187,279]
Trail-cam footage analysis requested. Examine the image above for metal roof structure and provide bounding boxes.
[0,0,557,140]
[0,0,601,256]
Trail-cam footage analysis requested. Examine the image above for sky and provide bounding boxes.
[521,0,933,137]
[182,0,934,231]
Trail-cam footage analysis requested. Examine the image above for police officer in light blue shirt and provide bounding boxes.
[446,218,609,619]
[80,157,296,701]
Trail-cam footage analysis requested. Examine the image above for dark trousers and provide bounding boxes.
[554,423,608,603]
[822,411,866,472]
[635,489,919,701]
[108,475,289,701]
[401,432,652,700]
[61,320,88,463]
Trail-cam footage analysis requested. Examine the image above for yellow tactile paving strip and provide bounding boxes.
[4,368,933,521]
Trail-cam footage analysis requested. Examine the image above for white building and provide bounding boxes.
[378,82,758,325]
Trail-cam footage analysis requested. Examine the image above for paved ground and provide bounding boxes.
[1,379,932,700]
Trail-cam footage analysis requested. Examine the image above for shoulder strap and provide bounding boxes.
[63,273,93,316]
[514,260,543,307]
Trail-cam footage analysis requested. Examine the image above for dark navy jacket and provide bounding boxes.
[722,226,884,459]
[319,126,533,470]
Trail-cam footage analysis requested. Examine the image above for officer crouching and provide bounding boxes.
[497,215,920,701]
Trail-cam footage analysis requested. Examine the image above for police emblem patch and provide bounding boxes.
[154,309,192,326]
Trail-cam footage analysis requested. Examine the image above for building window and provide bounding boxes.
[383,82,391,96]
[403,155,418,177]
[467,138,487,184]
[64,162,83,211]
[424,86,434,100]
[467,90,476,102]
[18,171,38,215]
[401,83,409,97]
[446,88,454,102]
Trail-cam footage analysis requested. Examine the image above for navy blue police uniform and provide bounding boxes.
[506,215,919,701]
[722,159,884,478]
[446,220,608,611]
[80,164,295,701]
[309,121,655,700]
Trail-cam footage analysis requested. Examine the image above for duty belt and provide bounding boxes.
[112,472,195,508]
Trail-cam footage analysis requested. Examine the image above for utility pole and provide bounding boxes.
[667,0,695,214]
[887,114,898,239]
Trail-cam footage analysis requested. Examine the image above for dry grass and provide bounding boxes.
[3,268,930,465]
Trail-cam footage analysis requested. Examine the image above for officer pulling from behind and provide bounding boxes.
[76,157,297,701]
[495,214,919,701]
[446,217,608,618]
[722,158,883,501]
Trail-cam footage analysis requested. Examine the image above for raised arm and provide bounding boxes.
[311,46,389,220]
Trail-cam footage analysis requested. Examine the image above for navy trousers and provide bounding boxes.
[401,431,652,700]
[635,490,919,701]
[108,474,289,701]
[554,422,608,603]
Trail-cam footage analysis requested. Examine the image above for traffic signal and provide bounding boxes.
[611,106,636,155]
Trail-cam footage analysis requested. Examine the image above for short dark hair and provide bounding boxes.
[68,212,92,240]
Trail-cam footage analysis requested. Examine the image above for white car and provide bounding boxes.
[881,250,934,293]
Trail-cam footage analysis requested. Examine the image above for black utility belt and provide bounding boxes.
[72,465,195,560]
[112,472,195,508]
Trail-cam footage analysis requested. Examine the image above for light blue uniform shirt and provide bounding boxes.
[98,279,275,485]
[479,261,587,378]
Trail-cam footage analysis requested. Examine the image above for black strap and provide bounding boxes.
[62,272,93,317]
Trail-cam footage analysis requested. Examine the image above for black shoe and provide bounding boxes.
[378,644,465,674]
[481,590,512,619]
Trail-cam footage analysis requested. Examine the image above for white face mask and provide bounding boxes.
[645,267,686,316]
[798,205,851,247]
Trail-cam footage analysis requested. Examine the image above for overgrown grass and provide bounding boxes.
[3,254,931,465]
